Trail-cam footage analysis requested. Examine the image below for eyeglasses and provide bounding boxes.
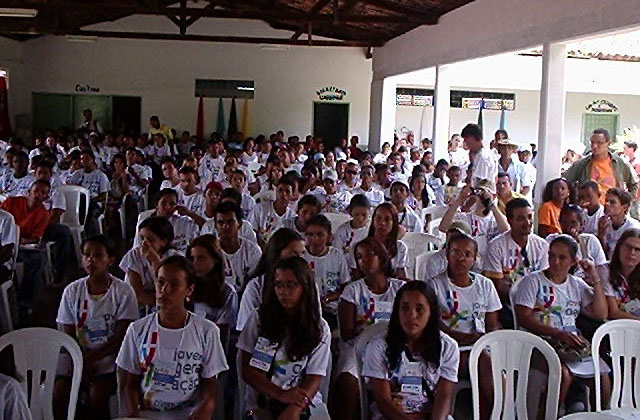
[346,170,358,175]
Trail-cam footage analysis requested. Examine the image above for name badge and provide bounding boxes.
[473,313,486,333]
[400,361,423,395]
[151,359,177,392]
[624,299,640,316]
[249,337,278,372]
[561,302,579,329]
[374,300,393,323]
[85,318,109,344]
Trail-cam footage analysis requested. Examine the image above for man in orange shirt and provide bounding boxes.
[1,179,51,314]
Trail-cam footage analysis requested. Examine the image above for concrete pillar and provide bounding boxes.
[432,65,451,163]
[535,42,567,201]
[368,77,396,153]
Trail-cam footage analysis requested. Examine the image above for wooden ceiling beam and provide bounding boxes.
[361,0,439,23]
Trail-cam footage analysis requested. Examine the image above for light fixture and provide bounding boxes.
[65,35,98,43]
[0,8,38,18]
[237,86,255,91]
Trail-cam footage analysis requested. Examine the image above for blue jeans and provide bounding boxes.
[17,248,45,308]
[42,224,72,274]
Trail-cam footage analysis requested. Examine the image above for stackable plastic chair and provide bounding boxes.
[400,232,443,280]
[321,212,351,237]
[58,185,90,264]
[592,319,640,411]
[0,327,83,420]
[470,330,561,420]
[354,321,388,420]
[415,250,438,281]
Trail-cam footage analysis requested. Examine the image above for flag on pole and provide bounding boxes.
[216,97,225,136]
[477,99,484,131]
[228,97,238,141]
[0,76,12,138]
[499,102,507,131]
[196,96,204,141]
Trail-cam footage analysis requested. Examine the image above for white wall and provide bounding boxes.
[10,16,373,140]
[0,37,29,133]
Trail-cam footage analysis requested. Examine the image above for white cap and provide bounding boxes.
[517,144,532,153]
[322,169,338,181]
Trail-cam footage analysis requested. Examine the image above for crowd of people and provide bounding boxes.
[1,111,640,420]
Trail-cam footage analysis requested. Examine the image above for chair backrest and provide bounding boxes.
[422,205,448,233]
[248,161,262,174]
[321,212,351,236]
[134,209,157,239]
[354,321,388,420]
[470,330,561,420]
[559,413,621,420]
[0,327,83,420]
[415,250,438,281]
[592,319,640,411]
[11,224,19,272]
[0,280,14,332]
[509,280,521,329]
[400,232,442,280]
[58,185,90,228]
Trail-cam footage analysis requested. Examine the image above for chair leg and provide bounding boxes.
[44,242,55,286]
[119,205,127,240]
[71,230,83,266]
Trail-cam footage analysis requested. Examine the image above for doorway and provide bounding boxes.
[313,102,349,151]
[112,96,142,136]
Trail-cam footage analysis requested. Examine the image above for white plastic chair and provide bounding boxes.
[58,185,90,264]
[414,250,438,282]
[248,161,262,175]
[400,232,443,280]
[133,209,156,240]
[470,330,561,420]
[321,212,351,236]
[560,413,621,420]
[354,321,388,420]
[0,279,14,332]
[0,327,83,420]
[422,205,448,233]
[592,319,640,411]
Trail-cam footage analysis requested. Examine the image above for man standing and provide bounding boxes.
[78,108,103,136]
[563,128,638,202]
[461,123,498,192]
[147,115,174,142]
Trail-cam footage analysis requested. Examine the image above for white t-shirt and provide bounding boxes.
[248,201,293,244]
[240,193,257,219]
[276,216,305,237]
[500,159,531,192]
[237,311,331,408]
[362,333,459,420]
[598,263,640,317]
[513,270,594,331]
[201,218,257,243]
[0,210,16,270]
[582,205,604,236]
[323,190,353,213]
[430,272,502,333]
[198,155,225,183]
[0,172,35,197]
[44,184,66,212]
[0,374,31,420]
[144,144,172,162]
[67,169,110,199]
[455,211,499,259]
[391,240,409,272]
[351,187,385,207]
[127,164,152,196]
[221,239,262,291]
[483,231,549,285]
[178,189,206,216]
[339,278,404,337]
[398,206,424,234]
[303,246,351,297]
[471,147,499,191]
[545,233,606,279]
[120,248,180,293]
[193,283,238,328]
[604,217,640,258]
[236,276,264,331]
[56,275,139,375]
[160,180,181,191]
[116,312,229,411]
[333,221,370,269]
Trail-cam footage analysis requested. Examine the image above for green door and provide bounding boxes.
[582,113,618,147]
[32,93,74,136]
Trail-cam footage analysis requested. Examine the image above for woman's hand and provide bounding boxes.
[558,331,588,350]
[577,259,599,286]
[277,387,310,408]
[277,404,305,420]
[188,400,215,420]
[140,241,161,267]
[598,215,611,236]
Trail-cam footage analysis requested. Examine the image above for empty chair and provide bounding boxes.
[0,327,83,420]
[354,321,388,420]
[321,212,351,236]
[400,232,443,280]
[470,329,561,420]
[57,185,90,264]
[592,319,640,411]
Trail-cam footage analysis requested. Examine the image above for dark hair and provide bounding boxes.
[306,214,332,235]
[111,153,127,170]
[606,187,633,207]
[14,150,28,163]
[347,193,371,210]
[250,228,303,280]
[609,229,640,295]
[559,204,584,224]
[578,180,600,194]
[220,187,242,205]
[409,174,432,208]
[354,237,393,277]
[188,235,229,308]
[160,157,176,167]
[542,177,573,203]
[297,194,322,211]
[505,198,531,219]
[495,129,509,138]
[178,165,199,181]
[386,282,441,371]
[150,115,159,122]
[497,172,510,181]
[259,256,322,361]
[592,128,611,141]
[231,169,246,181]
[157,255,196,286]
[139,216,174,253]
[368,202,399,258]
[277,176,296,190]
[81,235,116,257]
[31,179,51,191]
[214,201,243,223]
[625,141,638,152]
[155,188,179,205]
[80,150,96,161]
[446,232,478,255]
[461,123,483,141]
[549,234,579,259]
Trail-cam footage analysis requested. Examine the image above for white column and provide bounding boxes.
[368,77,396,153]
[535,42,567,202]
[431,65,451,163]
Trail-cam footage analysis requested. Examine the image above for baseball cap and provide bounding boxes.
[322,169,338,182]
[313,153,325,161]
[448,220,471,235]
[517,144,532,153]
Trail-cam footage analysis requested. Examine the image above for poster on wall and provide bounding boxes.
[316,86,347,101]
[462,98,514,110]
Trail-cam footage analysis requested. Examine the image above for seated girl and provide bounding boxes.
[599,228,640,320]
[332,237,405,420]
[120,216,179,313]
[514,235,610,409]
[189,234,239,343]
[116,255,228,418]
[363,281,459,420]
[333,194,371,269]
[55,235,138,419]
[238,256,331,420]
[538,178,572,238]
